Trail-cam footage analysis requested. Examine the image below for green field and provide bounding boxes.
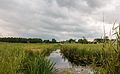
[0,43,120,74]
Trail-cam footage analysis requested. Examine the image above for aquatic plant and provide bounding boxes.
[17,50,56,74]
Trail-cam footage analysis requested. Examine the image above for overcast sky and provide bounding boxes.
[0,0,120,40]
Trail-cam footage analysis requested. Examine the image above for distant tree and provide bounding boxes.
[94,36,109,43]
[28,38,42,43]
[51,38,57,43]
[82,36,88,44]
[78,39,84,43]
[104,36,109,42]
[94,38,104,43]
[43,40,50,43]
[104,36,109,39]
[78,37,88,44]
[68,39,76,43]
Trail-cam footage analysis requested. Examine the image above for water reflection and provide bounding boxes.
[48,49,72,69]
[48,49,94,74]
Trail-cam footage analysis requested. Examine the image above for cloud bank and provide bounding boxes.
[0,0,120,40]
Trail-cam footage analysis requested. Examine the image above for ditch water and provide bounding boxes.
[48,49,94,74]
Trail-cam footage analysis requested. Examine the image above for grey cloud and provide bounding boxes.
[85,0,111,8]
[55,0,111,13]
[55,0,78,8]
[55,0,93,13]
[0,0,119,40]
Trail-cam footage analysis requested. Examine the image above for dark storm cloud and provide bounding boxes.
[0,0,119,40]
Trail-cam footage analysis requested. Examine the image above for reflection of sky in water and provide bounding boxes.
[48,49,72,69]
[48,49,94,74]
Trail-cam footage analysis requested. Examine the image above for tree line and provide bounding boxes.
[0,37,58,43]
[0,37,90,44]
[0,37,113,44]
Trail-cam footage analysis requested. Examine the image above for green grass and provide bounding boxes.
[60,43,120,74]
[17,49,56,74]
[61,44,108,66]
[0,43,25,74]
[0,43,57,74]
[0,43,120,74]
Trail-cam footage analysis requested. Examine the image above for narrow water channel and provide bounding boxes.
[48,49,94,74]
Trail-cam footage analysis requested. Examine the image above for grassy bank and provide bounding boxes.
[0,43,57,74]
[0,43,120,74]
[60,44,119,74]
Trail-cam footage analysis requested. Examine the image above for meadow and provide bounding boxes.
[0,43,120,74]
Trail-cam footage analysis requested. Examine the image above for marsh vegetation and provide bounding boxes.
[0,42,119,74]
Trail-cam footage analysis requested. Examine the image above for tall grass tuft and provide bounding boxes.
[95,22,120,74]
[17,50,56,74]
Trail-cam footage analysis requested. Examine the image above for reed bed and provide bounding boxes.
[0,43,57,74]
